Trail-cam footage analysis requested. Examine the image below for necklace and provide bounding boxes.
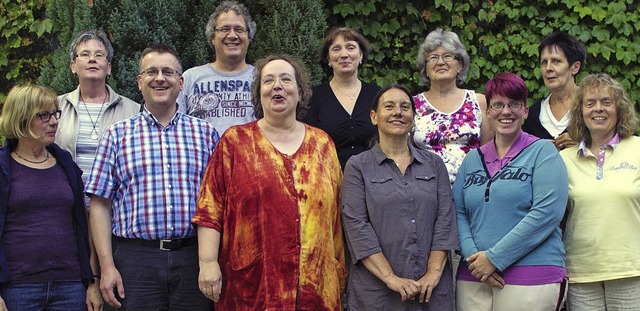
[15,151,49,164]
[80,88,108,140]
[390,152,410,168]
[331,80,361,101]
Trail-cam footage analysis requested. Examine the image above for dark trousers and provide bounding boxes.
[112,238,212,311]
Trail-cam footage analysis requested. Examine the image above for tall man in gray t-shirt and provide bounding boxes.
[178,1,256,135]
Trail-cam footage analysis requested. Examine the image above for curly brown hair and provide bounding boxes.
[251,54,311,121]
[568,73,638,146]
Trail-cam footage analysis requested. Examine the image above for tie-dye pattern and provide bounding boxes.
[193,121,346,310]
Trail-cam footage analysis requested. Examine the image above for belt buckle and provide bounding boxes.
[159,239,172,251]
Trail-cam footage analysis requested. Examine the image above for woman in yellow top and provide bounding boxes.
[560,73,640,310]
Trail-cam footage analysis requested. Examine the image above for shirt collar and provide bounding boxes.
[372,142,424,166]
[577,133,621,157]
[479,130,537,163]
[142,107,181,127]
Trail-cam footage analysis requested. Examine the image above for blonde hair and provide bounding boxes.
[0,84,59,140]
[568,73,638,146]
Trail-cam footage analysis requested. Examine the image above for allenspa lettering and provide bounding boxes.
[463,167,532,188]
[192,80,251,94]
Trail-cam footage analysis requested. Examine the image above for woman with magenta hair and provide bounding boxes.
[453,73,568,310]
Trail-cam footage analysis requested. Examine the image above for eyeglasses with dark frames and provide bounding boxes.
[36,110,62,122]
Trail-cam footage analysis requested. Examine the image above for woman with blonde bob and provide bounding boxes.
[0,85,101,310]
[561,73,640,310]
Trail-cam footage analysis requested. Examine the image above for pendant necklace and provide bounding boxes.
[332,80,360,101]
[80,88,108,140]
[15,151,49,164]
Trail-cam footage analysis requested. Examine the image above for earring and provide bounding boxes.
[359,60,362,65]
[328,63,332,68]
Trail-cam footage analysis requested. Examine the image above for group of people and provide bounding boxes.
[0,1,638,311]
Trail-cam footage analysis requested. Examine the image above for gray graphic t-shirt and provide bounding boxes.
[178,64,255,135]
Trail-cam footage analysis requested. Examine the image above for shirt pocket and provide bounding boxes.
[415,174,437,193]
[369,176,394,196]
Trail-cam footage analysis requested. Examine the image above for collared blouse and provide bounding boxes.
[341,143,458,311]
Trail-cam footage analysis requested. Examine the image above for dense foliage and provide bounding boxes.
[2,0,639,106]
[325,0,640,105]
[0,0,53,101]
[29,0,325,103]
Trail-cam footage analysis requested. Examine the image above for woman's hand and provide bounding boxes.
[417,269,443,303]
[0,295,6,311]
[554,133,577,150]
[467,251,497,282]
[86,281,104,311]
[199,260,223,302]
[385,275,421,301]
[483,271,505,289]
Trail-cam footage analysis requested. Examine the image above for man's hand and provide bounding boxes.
[99,266,125,308]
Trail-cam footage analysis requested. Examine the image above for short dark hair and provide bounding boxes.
[485,72,528,104]
[251,54,311,121]
[138,44,183,74]
[320,27,371,65]
[539,31,586,70]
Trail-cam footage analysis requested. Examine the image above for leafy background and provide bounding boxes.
[2,0,639,107]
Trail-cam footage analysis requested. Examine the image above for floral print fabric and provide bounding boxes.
[412,90,483,184]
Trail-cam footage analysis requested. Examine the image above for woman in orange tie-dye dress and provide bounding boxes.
[192,54,346,311]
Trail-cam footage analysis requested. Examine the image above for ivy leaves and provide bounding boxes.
[326,0,640,105]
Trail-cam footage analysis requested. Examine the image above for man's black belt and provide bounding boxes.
[113,236,197,251]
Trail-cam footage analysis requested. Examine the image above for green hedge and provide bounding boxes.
[31,0,325,104]
[3,0,639,108]
[325,0,640,105]
[0,0,53,101]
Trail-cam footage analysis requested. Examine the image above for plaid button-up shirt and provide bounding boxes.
[86,108,219,240]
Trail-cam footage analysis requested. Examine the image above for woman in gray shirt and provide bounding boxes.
[341,84,458,310]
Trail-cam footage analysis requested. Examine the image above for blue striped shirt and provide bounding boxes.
[85,108,219,239]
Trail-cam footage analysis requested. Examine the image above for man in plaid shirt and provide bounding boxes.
[86,44,219,310]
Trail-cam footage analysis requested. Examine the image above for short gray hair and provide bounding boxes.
[416,29,470,87]
[205,0,256,48]
[69,29,114,62]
